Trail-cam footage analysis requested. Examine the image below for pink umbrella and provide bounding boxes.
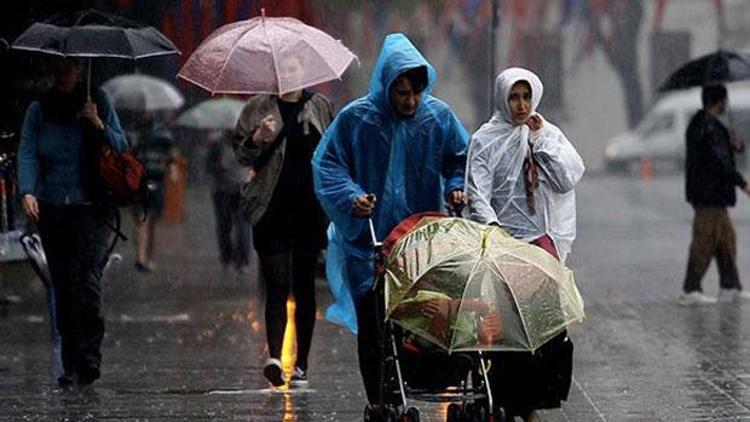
[177,11,357,95]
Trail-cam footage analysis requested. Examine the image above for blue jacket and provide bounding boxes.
[18,88,128,205]
[312,33,469,333]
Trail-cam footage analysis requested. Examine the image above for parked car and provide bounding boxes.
[604,84,750,173]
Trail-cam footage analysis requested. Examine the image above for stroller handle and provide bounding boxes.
[368,217,383,248]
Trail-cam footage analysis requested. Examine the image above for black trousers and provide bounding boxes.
[211,191,251,268]
[355,286,384,405]
[38,203,111,377]
[253,219,319,370]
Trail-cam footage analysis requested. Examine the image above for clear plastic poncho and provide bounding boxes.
[465,68,585,261]
[313,33,469,333]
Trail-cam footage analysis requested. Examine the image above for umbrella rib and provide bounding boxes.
[486,252,535,351]
[212,20,262,93]
[261,13,283,95]
[447,255,485,353]
[298,36,355,82]
[384,247,475,315]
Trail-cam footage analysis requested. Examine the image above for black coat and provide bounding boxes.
[685,110,746,207]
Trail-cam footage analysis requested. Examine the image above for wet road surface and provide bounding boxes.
[4,174,750,420]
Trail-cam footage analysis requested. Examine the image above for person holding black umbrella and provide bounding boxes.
[17,57,128,387]
[680,84,750,305]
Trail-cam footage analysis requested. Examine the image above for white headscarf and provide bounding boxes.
[465,67,585,261]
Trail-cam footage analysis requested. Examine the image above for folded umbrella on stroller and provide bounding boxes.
[384,216,585,353]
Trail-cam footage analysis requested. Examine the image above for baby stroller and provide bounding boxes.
[363,212,507,422]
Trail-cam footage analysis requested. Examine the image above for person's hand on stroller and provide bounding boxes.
[445,189,467,215]
[353,193,377,218]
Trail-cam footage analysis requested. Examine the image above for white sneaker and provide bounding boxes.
[263,358,285,387]
[289,366,308,388]
[718,288,750,303]
[679,291,717,306]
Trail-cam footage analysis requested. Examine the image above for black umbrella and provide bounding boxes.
[12,9,178,59]
[658,50,750,92]
[11,9,179,95]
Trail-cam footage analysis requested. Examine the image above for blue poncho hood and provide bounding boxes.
[367,33,437,116]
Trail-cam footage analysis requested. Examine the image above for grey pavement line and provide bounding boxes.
[702,376,750,413]
[571,376,607,422]
[618,302,750,413]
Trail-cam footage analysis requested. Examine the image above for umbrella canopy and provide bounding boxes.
[102,74,184,111]
[384,216,585,353]
[177,12,357,95]
[11,9,179,59]
[659,50,750,92]
[176,98,246,130]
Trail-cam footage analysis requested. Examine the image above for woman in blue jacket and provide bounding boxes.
[17,58,128,387]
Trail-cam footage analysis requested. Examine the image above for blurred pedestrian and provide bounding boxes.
[312,33,468,418]
[131,110,177,272]
[232,54,333,388]
[205,129,251,276]
[465,67,585,421]
[681,84,750,305]
[17,57,128,387]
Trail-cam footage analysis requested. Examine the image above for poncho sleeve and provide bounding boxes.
[312,111,367,240]
[465,136,502,226]
[442,112,469,198]
[530,124,585,193]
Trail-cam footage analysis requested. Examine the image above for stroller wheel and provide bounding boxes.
[463,402,476,421]
[446,403,462,422]
[403,406,420,422]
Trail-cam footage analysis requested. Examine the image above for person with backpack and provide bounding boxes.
[17,58,128,387]
[130,110,177,273]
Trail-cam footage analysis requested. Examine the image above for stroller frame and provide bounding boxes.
[365,218,506,422]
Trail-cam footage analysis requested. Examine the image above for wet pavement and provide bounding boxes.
[4,174,750,420]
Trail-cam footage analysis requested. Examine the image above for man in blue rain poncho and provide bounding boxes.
[312,33,469,414]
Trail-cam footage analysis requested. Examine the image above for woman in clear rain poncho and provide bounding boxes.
[465,67,585,421]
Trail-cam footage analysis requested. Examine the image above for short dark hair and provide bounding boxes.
[395,66,428,94]
[702,84,728,107]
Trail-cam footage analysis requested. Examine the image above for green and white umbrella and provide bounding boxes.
[385,217,585,353]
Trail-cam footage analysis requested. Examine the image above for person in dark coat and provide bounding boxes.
[205,129,251,275]
[681,84,750,305]
[17,58,128,387]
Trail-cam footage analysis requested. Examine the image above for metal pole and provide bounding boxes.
[489,0,500,117]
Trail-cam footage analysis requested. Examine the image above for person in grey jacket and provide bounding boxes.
[17,58,128,387]
[232,79,333,388]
